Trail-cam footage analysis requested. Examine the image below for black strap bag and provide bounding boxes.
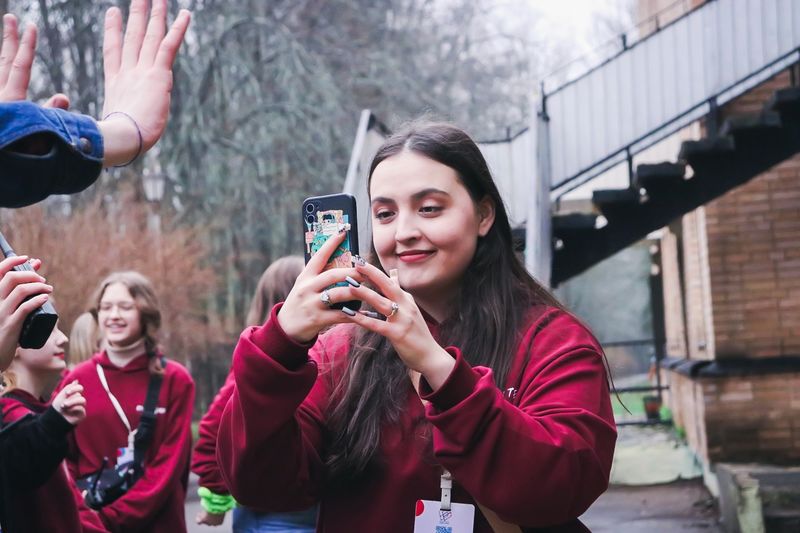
[76,371,163,509]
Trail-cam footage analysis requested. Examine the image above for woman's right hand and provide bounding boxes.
[98,0,191,166]
[0,256,52,371]
[277,230,363,343]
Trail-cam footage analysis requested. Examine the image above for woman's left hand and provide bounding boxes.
[341,261,456,391]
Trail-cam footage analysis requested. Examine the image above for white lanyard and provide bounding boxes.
[96,364,137,449]
[440,469,453,511]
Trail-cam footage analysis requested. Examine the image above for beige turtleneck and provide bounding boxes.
[104,337,147,368]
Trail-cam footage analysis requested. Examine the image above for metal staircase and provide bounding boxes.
[552,87,800,284]
[540,0,800,286]
[343,0,800,288]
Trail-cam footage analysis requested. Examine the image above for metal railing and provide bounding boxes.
[541,0,800,197]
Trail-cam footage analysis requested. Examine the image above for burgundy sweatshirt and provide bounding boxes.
[60,352,195,533]
[191,369,235,494]
[0,390,108,533]
[217,304,617,532]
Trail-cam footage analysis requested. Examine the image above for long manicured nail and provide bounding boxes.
[353,255,367,267]
[345,276,360,288]
[341,306,357,317]
[361,310,383,320]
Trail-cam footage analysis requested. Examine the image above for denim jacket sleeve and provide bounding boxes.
[0,101,104,208]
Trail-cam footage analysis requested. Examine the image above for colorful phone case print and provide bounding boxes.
[305,209,353,271]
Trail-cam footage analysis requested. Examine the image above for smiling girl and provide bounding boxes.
[61,271,195,532]
[0,323,107,532]
[217,122,617,532]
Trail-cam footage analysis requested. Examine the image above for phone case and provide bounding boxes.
[302,193,361,310]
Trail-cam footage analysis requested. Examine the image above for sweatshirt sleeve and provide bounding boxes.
[191,369,236,494]
[98,365,195,531]
[418,310,617,528]
[217,303,333,512]
[0,406,74,491]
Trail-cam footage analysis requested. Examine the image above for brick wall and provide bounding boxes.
[704,70,800,359]
[659,69,800,467]
[636,0,707,38]
[668,372,800,464]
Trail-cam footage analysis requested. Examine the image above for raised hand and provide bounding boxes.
[98,0,191,166]
[0,14,69,108]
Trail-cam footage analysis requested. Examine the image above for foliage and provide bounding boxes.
[8,0,552,349]
[0,188,215,364]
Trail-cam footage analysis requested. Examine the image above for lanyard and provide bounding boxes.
[96,364,137,449]
[440,469,453,511]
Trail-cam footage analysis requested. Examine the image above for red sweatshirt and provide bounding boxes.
[61,352,195,533]
[0,390,108,533]
[217,304,617,532]
[191,368,235,494]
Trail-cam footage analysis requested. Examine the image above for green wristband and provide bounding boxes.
[198,486,237,514]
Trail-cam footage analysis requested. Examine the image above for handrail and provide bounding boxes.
[550,44,800,197]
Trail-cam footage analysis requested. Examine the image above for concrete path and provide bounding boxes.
[581,479,721,532]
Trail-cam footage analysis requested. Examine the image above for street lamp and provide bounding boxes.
[141,154,165,246]
[142,159,165,203]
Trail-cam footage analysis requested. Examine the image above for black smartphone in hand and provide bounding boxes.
[302,193,361,311]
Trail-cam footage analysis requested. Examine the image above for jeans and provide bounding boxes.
[233,506,317,533]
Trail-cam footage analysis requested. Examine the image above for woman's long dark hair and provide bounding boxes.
[325,121,564,483]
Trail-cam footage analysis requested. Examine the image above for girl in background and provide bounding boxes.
[0,322,107,532]
[217,122,616,532]
[68,311,100,368]
[62,271,194,532]
[193,255,317,532]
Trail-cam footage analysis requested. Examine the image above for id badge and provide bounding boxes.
[414,500,475,533]
[117,445,134,465]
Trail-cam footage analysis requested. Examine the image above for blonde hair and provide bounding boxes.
[69,312,99,366]
[1,368,17,394]
[92,271,164,375]
[245,256,304,327]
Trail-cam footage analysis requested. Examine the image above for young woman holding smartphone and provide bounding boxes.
[217,122,616,532]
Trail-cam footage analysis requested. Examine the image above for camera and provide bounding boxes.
[0,231,58,349]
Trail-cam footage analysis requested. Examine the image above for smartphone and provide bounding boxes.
[302,193,361,311]
[0,231,58,349]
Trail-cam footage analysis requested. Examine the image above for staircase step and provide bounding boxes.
[511,226,525,252]
[766,87,800,115]
[592,188,641,216]
[552,213,599,234]
[634,162,686,191]
[719,111,782,138]
[678,136,735,175]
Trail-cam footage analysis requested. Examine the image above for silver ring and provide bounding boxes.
[320,289,332,308]
[388,301,399,318]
